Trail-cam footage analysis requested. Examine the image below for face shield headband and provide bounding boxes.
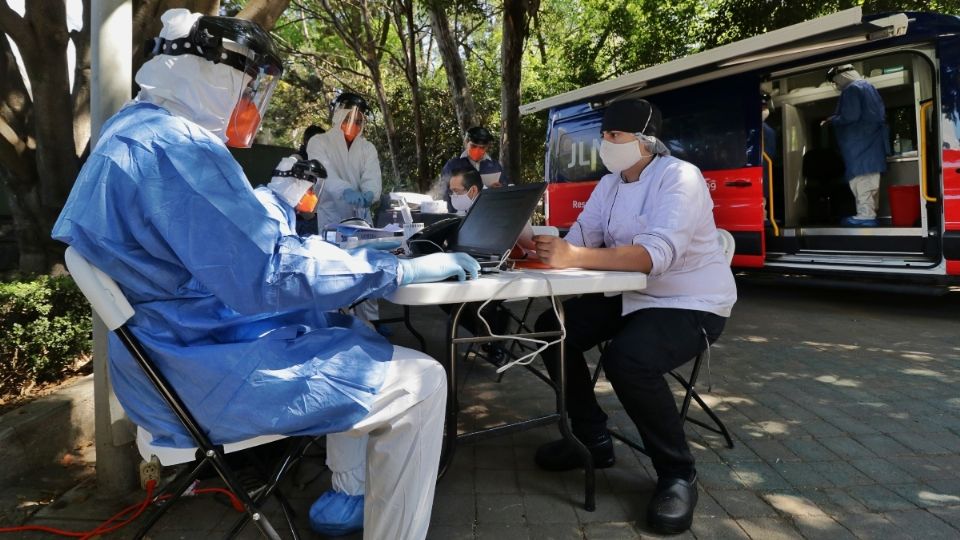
[144,16,284,148]
[272,159,328,212]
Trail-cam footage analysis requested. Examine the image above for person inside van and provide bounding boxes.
[530,98,737,535]
[821,64,888,227]
[761,92,777,224]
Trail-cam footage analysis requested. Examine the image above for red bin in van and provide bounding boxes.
[887,185,920,227]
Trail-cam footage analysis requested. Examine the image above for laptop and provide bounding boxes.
[448,182,547,272]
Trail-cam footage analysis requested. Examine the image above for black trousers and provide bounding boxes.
[535,293,725,480]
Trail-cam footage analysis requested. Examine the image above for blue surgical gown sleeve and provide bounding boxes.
[143,137,400,315]
[51,103,399,448]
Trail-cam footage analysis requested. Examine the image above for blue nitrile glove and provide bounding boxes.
[360,190,375,207]
[342,188,363,206]
[398,252,481,285]
[309,490,363,536]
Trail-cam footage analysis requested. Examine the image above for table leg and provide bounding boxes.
[438,302,467,478]
[555,300,595,511]
[403,305,427,352]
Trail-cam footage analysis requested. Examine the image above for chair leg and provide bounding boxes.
[225,437,312,540]
[688,390,734,449]
[596,338,733,453]
[203,450,283,540]
[669,350,734,450]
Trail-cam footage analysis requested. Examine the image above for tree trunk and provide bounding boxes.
[132,0,220,80]
[395,0,428,190]
[500,0,538,184]
[427,0,477,133]
[72,0,92,159]
[236,0,292,29]
[0,0,290,274]
[368,64,403,185]
[0,1,80,272]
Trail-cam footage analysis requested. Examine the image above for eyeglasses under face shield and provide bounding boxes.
[144,16,284,148]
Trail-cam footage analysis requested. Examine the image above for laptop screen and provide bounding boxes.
[450,183,547,259]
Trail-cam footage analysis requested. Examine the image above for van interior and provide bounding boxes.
[763,49,940,268]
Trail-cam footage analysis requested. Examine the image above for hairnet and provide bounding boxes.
[135,9,250,142]
[601,99,670,156]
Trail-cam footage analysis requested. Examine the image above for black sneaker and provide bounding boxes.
[534,433,615,471]
[646,473,698,535]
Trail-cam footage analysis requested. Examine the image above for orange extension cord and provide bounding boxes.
[0,480,246,539]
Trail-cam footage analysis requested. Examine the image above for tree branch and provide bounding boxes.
[0,1,33,59]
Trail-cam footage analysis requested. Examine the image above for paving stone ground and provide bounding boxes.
[3,279,959,539]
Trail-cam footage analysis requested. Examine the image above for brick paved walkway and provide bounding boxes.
[8,281,960,539]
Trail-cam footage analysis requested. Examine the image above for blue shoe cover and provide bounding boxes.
[309,490,363,536]
[840,216,878,227]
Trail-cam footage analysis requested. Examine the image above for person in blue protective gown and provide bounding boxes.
[822,64,889,227]
[51,9,479,540]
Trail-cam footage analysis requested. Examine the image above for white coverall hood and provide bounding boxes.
[135,9,249,143]
[267,156,314,208]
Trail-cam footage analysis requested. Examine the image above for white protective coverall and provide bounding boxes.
[305,115,383,228]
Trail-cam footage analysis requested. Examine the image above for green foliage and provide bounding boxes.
[0,276,92,398]
[258,0,960,190]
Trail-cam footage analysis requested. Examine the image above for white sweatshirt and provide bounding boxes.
[564,155,737,317]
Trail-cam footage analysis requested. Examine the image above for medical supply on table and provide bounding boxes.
[402,222,425,254]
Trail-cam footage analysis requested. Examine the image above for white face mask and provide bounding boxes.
[598,139,644,173]
[450,192,474,213]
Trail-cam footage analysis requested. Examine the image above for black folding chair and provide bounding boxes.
[65,247,311,540]
[592,328,734,452]
[592,229,737,452]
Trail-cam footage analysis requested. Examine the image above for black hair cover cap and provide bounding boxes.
[466,126,494,144]
[601,99,660,138]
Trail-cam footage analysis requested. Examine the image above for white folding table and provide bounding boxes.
[385,268,646,511]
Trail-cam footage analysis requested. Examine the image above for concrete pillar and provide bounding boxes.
[90,0,138,494]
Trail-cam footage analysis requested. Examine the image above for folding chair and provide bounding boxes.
[65,247,311,540]
[591,229,736,451]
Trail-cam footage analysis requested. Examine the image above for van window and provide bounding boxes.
[549,119,606,183]
[657,77,752,171]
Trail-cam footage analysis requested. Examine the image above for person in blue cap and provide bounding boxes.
[441,126,506,188]
[822,64,889,227]
[52,9,479,539]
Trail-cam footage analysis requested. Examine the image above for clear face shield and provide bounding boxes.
[224,44,282,148]
[144,15,284,148]
[337,105,367,143]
